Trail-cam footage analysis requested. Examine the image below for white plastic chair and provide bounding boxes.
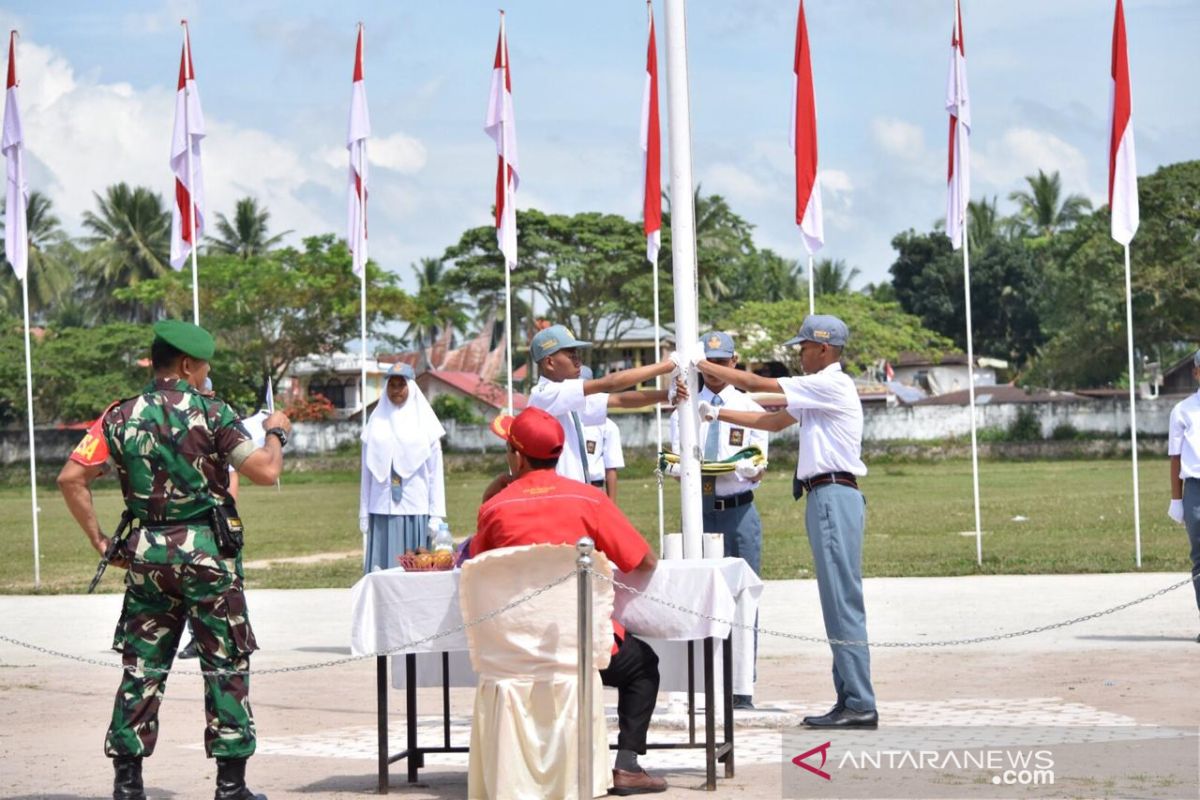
[460,543,614,800]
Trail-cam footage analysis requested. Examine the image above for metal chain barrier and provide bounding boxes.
[0,569,578,679]
[591,568,1199,648]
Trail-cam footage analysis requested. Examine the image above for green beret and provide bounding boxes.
[152,319,215,360]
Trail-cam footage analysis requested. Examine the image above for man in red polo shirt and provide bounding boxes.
[471,407,667,796]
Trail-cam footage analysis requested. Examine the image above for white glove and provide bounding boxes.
[668,350,687,374]
[664,462,681,479]
[697,400,720,422]
[687,341,708,367]
[734,459,762,480]
[358,515,369,535]
[1168,499,1185,524]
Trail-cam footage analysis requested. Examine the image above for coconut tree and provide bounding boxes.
[81,183,171,322]
[1008,169,1092,238]
[402,257,469,369]
[811,258,861,296]
[205,196,291,258]
[0,190,75,317]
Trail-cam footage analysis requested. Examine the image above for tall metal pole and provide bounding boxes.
[182,23,199,325]
[576,537,595,800]
[806,253,815,316]
[21,273,39,589]
[962,218,983,565]
[652,256,666,554]
[662,0,704,546]
[500,11,514,413]
[1123,243,1142,567]
[357,24,368,430]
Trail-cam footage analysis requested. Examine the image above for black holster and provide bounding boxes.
[210,503,245,557]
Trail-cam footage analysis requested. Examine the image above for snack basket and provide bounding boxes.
[397,552,455,572]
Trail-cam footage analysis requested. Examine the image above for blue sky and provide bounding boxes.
[4,0,1198,297]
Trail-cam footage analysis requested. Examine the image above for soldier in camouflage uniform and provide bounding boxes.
[58,320,292,800]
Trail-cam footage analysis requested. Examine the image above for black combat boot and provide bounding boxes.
[214,758,267,800]
[112,756,146,800]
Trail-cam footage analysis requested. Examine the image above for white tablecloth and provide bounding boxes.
[350,557,763,694]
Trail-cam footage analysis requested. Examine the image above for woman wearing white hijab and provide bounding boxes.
[359,363,447,571]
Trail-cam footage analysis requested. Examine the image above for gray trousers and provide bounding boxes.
[1183,479,1200,612]
[804,483,876,712]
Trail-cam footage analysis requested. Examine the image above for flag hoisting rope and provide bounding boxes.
[169,21,205,324]
[347,23,370,430]
[945,0,983,565]
[485,11,520,412]
[641,0,665,553]
[1109,0,1142,567]
[791,0,824,316]
[4,30,40,588]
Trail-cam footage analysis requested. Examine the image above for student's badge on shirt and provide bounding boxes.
[728,428,744,447]
[586,440,597,455]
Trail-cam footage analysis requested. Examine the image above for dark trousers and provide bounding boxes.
[599,634,659,753]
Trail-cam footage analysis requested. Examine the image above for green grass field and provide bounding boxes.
[0,457,1188,594]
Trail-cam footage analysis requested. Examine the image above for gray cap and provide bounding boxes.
[580,365,594,380]
[700,331,735,358]
[530,324,592,362]
[386,362,415,380]
[783,314,850,347]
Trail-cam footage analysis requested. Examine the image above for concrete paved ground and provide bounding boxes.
[2,572,1197,798]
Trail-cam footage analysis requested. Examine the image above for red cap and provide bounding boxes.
[490,407,564,460]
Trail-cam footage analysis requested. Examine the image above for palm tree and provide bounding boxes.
[205,197,291,258]
[0,190,75,317]
[811,258,860,296]
[402,257,469,368]
[1007,169,1092,238]
[967,195,1004,250]
[665,186,756,305]
[81,183,171,322]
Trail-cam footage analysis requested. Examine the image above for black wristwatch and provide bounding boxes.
[266,427,289,448]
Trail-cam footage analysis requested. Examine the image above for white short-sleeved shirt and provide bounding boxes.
[780,362,867,480]
[584,418,625,482]
[670,385,769,497]
[1168,392,1200,478]
[358,441,447,517]
[528,377,609,483]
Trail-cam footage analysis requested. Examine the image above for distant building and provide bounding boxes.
[891,352,1008,397]
[417,371,526,422]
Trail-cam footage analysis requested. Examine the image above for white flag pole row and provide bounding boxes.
[642,0,665,552]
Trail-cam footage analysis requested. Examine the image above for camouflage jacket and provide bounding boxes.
[103,378,256,563]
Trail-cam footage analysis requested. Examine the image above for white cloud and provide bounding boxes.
[821,168,854,196]
[705,163,772,205]
[973,127,1093,198]
[321,132,427,175]
[870,117,927,160]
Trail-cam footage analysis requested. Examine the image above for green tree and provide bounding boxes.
[663,188,757,317]
[82,183,171,322]
[811,258,861,296]
[0,191,77,318]
[1007,169,1092,239]
[403,257,470,369]
[205,197,291,259]
[719,295,952,376]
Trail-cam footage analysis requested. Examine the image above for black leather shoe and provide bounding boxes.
[179,638,200,659]
[214,758,267,800]
[802,700,844,726]
[732,694,755,710]
[803,707,878,729]
[112,756,146,800]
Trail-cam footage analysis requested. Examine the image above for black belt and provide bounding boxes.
[793,472,859,500]
[590,479,606,488]
[711,490,754,512]
[139,513,212,529]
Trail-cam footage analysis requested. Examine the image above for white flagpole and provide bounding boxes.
[1122,243,1142,566]
[500,11,514,413]
[182,23,199,325]
[663,0,704,549]
[652,253,665,553]
[962,216,983,565]
[21,245,39,589]
[358,145,368,429]
[806,253,815,315]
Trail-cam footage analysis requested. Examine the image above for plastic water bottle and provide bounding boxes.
[432,521,454,553]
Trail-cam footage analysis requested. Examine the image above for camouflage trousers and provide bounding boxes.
[104,555,259,760]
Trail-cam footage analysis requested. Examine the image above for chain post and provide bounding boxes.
[576,537,595,800]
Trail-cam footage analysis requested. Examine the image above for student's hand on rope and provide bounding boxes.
[1168,498,1185,524]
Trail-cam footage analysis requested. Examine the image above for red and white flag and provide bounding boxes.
[347,24,370,278]
[485,13,519,269]
[169,22,206,270]
[3,31,27,281]
[944,0,970,250]
[791,0,823,254]
[640,5,662,265]
[1108,0,1138,246]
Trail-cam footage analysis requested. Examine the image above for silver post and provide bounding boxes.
[576,536,595,799]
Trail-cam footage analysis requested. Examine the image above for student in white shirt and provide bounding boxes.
[524,324,683,485]
[579,367,626,500]
[1166,349,1200,641]
[695,315,876,729]
[358,363,447,572]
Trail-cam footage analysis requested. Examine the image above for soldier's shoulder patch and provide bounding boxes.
[728,428,745,447]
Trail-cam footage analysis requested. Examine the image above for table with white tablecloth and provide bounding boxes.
[350,557,763,793]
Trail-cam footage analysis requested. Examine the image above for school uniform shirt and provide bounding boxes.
[780,362,867,480]
[528,377,609,483]
[583,418,626,483]
[359,441,447,517]
[669,385,769,497]
[1168,391,1200,479]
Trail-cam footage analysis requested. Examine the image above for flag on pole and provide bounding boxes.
[791,0,823,254]
[641,6,662,265]
[3,31,27,280]
[944,0,970,250]
[485,14,519,269]
[1108,0,1138,246]
[347,24,370,277]
[169,23,205,270]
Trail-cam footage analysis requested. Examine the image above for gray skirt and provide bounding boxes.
[364,513,431,573]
